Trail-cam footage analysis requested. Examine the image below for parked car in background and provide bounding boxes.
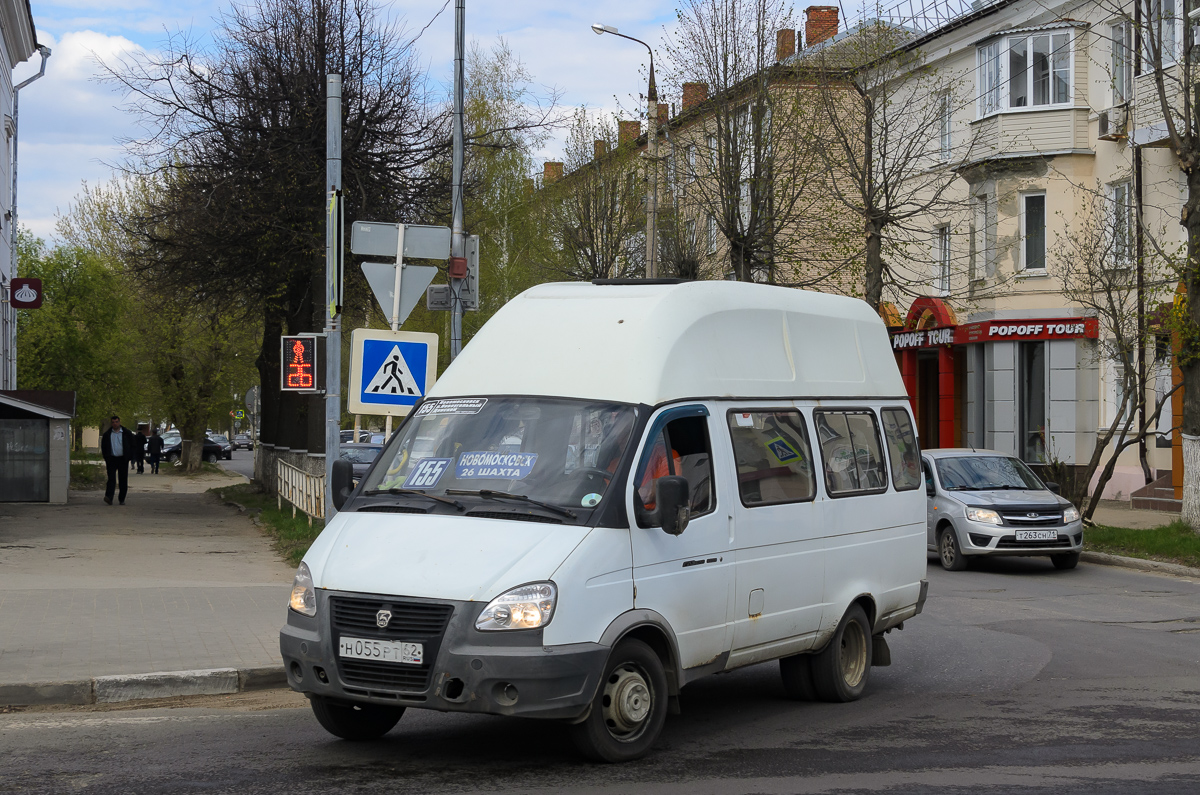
[233,433,254,450]
[210,434,234,460]
[338,443,383,481]
[339,429,373,444]
[161,433,229,464]
[921,449,1083,572]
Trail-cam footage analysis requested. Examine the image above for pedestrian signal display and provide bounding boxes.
[281,335,321,392]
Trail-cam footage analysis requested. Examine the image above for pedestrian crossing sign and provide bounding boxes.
[348,329,439,417]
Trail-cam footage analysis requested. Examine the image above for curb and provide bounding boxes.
[0,666,288,708]
[1081,550,1200,579]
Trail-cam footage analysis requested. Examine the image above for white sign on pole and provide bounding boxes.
[350,222,451,260]
[361,262,438,329]
[348,328,438,417]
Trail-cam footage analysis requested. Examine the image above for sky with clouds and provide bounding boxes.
[16,0,870,241]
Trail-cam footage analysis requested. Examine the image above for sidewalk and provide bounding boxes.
[0,482,294,701]
[1089,500,1179,530]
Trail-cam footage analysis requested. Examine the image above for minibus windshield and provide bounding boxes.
[360,397,638,516]
[935,456,1045,491]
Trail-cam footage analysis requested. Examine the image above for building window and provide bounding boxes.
[1021,193,1046,271]
[1145,0,1179,68]
[1019,341,1046,462]
[938,92,952,160]
[1110,180,1133,267]
[973,194,992,282]
[706,134,717,171]
[686,145,696,183]
[685,219,696,249]
[1111,22,1132,105]
[935,225,951,294]
[978,41,1001,116]
[1008,33,1071,108]
[707,215,717,254]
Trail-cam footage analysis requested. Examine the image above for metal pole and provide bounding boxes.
[450,0,466,359]
[6,45,49,390]
[645,61,658,279]
[384,224,405,440]
[324,73,342,520]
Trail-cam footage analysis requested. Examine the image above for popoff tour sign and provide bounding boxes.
[348,328,438,417]
[892,318,1099,350]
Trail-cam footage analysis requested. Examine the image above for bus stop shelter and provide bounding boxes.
[0,390,75,503]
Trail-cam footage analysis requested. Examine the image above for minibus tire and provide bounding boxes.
[779,653,818,701]
[812,604,872,703]
[570,639,668,763]
[309,696,404,741]
[938,526,969,571]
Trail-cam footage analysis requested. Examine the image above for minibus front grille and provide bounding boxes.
[330,597,453,638]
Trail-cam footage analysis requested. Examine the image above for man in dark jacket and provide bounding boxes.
[146,427,164,474]
[132,425,148,474]
[100,415,137,505]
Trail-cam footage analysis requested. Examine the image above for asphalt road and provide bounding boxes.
[2,558,1199,794]
[219,447,256,479]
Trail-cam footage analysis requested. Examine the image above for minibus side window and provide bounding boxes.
[726,410,816,506]
[881,408,922,491]
[814,410,889,497]
[635,416,715,527]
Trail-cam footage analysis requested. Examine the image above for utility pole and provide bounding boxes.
[4,45,50,390]
[645,63,658,278]
[324,73,343,520]
[449,0,466,359]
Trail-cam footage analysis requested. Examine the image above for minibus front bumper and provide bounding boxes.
[280,589,607,720]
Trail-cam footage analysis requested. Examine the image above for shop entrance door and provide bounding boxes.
[917,352,939,447]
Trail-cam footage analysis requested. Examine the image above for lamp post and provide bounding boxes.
[591,23,658,279]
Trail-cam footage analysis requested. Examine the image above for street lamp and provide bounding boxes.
[592,23,659,279]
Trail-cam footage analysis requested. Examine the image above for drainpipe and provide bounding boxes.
[6,44,50,389]
[1135,144,1151,485]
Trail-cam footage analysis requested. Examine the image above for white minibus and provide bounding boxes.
[282,280,928,761]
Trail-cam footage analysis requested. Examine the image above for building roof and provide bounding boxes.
[1,0,38,67]
[0,390,75,419]
[429,281,906,406]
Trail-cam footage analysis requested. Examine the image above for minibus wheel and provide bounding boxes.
[779,653,818,700]
[570,638,668,762]
[309,695,404,741]
[812,604,872,703]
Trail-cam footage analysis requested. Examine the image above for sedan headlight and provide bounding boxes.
[476,582,556,631]
[965,507,1003,525]
[1062,506,1080,523]
[289,562,317,616]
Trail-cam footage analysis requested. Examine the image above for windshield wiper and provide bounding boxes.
[445,489,577,519]
[364,487,465,511]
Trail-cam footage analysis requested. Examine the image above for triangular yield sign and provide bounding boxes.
[365,345,423,397]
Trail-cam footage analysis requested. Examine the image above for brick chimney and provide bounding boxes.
[805,6,839,47]
[776,29,797,62]
[682,82,709,112]
[657,103,669,126]
[618,120,641,146]
[594,139,609,160]
[543,161,563,184]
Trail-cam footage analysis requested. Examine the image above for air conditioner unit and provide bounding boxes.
[1098,105,1128,141]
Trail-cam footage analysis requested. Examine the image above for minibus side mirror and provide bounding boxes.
[332,459,355,510]
[656,476,690,536]
[1044,481,1061,495]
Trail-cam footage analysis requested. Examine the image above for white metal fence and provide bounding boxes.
[277,460,325,525]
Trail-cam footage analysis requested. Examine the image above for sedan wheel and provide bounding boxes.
[938,526,969,571]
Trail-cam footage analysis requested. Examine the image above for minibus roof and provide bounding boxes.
[428,281,907,406]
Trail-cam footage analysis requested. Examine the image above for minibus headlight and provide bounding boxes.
[1062,506,1080,523]
[965,507,1003,525]
[476,582,557,631]
[289,562,317,617]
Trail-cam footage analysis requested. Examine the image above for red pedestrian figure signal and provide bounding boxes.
[280,335,319,392]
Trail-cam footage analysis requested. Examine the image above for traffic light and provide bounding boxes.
[281,335,322,392]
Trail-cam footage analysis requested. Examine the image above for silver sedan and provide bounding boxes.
[921,448,1083,571]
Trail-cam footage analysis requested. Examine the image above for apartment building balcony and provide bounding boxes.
[965,107,1092,166]
[1130,69,1182,147]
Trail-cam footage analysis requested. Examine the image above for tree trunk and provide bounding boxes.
[864,219,884,309]
[182,417,207,472]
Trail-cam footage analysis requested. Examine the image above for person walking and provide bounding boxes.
[100,415,137,505]
[133,425,148,474]
[146,427,164,474]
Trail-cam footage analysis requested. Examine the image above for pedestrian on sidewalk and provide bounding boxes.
[133,424,148,474]
[146,427,164,474]
[100,415,136,505]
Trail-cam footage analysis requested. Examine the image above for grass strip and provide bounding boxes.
[211,483,323,567]
[1086,521,1200,570]
[70,462,106,490]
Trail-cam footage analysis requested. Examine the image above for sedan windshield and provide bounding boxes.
[340,446,381,464]
[935,456,1045,491]
[361,397,638,515]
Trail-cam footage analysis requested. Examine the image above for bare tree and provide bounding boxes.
[532,110,646,281]
[1053,191,1177,519]
[660,0,841,285]
[806,21,979,308]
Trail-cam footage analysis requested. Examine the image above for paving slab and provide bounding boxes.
[1090,500,1180,530]
[0,490,293,687]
